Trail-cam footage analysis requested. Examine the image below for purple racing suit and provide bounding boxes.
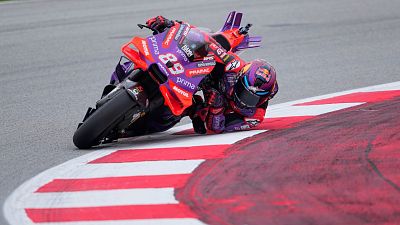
[197,69,278,133]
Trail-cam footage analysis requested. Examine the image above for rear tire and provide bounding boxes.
[73,89,139,149]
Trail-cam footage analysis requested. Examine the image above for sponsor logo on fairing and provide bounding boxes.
[181,44,193,57]
[186,66,213,77]
[175,25,186,41]
[197,61,216,67]
[131,86,144,95]
[223,54,232,62]
[209,43,221,52]
[163,27,177,48]
[173,85,189,97]
[216,48,225,56]
[176,49,189,62]
[141,40,150,56]
[183,26,190,37]
[149,36,159,55]
[226,60,241,71]
[178,26,191,44]
[203,56,214,61]
[209,43,230,62]
[176,77,195,90]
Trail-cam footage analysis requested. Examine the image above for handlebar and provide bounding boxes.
[137,24,159,34]
[238,23,252,35]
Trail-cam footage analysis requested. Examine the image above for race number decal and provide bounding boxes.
[158,53,184,75]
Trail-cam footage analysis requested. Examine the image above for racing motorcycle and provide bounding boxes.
[73,11,262,149]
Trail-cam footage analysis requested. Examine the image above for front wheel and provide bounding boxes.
[73,89,139,149]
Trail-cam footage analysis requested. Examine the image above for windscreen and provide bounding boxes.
[179,29,209,61]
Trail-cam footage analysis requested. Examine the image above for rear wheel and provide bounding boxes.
[73,89,139,149]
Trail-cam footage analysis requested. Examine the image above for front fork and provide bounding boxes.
[80,57,164,134]
[79,69,149,130]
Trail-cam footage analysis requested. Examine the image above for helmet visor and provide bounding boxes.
[233,76,261,108]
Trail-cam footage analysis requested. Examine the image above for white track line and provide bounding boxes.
[267,81,400,110]
[117,130,266,148]
[21,188,177,208]
[267,103,363,118]
[62,160,205,178]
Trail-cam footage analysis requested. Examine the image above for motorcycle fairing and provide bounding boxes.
[217,11,262,52]
[122,23,216,116]
[121,38,148,70]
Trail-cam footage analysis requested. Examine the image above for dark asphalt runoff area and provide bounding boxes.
[1,0,400,224]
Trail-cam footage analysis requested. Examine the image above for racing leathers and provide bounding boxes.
[192,62,278,134]
[186,33,278,133]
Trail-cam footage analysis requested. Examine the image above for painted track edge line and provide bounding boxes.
[267,81,400,111]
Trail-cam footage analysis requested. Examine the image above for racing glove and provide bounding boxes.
[224,105,266,132]
[146,16,175,33]
[204,88,226,133]
[189,95,208,134]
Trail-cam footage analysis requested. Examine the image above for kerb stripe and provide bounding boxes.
[26,203,197,223]
[295,90,400,106]
[90,145,229,163]
[36,174,191,193]
[174,116,314,135]
[256,116,315,130]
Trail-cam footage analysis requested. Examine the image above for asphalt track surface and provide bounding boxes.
[1,0,400,224]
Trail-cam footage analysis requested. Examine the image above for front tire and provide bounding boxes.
[73,89,139,149]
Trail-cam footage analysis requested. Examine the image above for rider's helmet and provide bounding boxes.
[232,59,278,108]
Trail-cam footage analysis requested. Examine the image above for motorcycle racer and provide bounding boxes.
[193,59,278,134]
[73,12,278,149]
[146,16,279,134]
